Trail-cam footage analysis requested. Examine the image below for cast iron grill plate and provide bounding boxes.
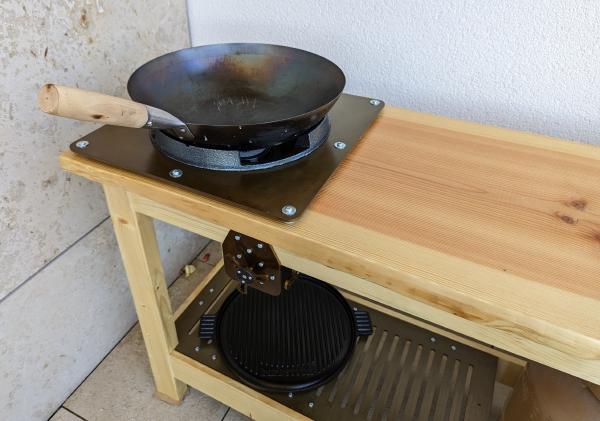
[216,275,356,392]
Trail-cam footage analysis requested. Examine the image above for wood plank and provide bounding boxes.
[313,110,600,299]
[171,351,308,420]
[173,259,224,319]
[103,185,186,402]
[379,107,600,161]
[61,104,600,385]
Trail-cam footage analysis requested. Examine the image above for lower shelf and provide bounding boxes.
[173,265,498,420]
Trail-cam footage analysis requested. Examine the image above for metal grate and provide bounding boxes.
[312,327,489,421]
[175,268,497,420]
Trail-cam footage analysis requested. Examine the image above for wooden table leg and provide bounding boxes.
[103,184,187,403]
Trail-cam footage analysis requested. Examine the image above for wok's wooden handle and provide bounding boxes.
[38,84,149,128]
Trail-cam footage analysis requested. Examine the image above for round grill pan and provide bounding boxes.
[216,275,357,392]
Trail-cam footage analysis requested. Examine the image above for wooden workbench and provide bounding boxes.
[60,105,600,409]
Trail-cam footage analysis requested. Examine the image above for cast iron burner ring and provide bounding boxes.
[150,117,331,171]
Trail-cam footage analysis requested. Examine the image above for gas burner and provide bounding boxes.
[151,117,331,171]
[70,94,383,221]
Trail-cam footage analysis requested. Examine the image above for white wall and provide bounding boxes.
[0,1,206,420]
[188,0,600,144]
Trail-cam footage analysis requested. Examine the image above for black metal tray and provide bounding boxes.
[175,268,498,420]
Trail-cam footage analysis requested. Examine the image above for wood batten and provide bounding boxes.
[171,352,309,420]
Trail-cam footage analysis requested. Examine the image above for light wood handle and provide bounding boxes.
[38,84,149,128]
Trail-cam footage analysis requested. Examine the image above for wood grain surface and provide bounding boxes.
[60,105,600,384]
[313,108,600,299]
[39,84,148,128]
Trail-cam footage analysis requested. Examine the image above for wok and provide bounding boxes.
[39,43,345,150]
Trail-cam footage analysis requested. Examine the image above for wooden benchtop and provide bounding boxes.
[60,105,600,384]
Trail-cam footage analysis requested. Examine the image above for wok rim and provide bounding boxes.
[126,42,346,128]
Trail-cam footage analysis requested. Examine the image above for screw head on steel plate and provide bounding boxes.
[333,141,346,150]
[281,204,296,216]
[169,168,183,178]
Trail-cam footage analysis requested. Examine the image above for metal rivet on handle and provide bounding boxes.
[234,235,241,241]
[211,354,217,361]
[333,141,346,150]
[282,205,296,216]
[75,140,89,149]
[451,345,457,351]
[308,402,314,408]
[430,337,436,343]
[169,168,183,178]
[288,392,293,398]
[194,346,200,352]
[257,243,264,249]
[369,99,381,106]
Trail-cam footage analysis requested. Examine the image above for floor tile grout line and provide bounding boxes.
[59,240,215,413]
[61,405,89,421]
[61,317,139,414]
[0,215,110,306]
[220,407,231,421]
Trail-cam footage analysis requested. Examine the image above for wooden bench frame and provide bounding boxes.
[60,104,600,417]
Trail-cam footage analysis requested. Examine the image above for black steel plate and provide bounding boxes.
[70,94,383,221]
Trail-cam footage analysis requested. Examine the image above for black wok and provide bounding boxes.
[39,44,346,151]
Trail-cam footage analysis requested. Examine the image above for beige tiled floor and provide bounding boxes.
[51,242,249,421]
[49,408,85,421]
[51,240,508,421]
